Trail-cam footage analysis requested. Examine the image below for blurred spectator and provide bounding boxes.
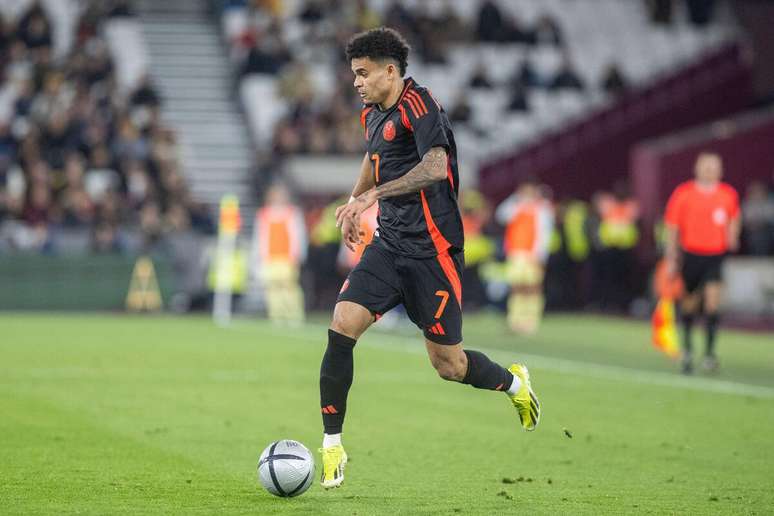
[550,53,584,91]
[18,2,52,53]
[513,57,543,89]
[496,179,554,333]
[299,0,324,24]
[646,0,673,25]
[460,190,494,310]
[449,92,472,124]
[91,221,123,253]
[240,27,291,76]
[469,62,494,89]
[508,82,529,112]
[533,15,563,46]
[476,0,506,42]
[351,0,380,31]
[251,183,307,324]
[742,181,774,255]
[23,182,51,226]
[595,181,639,311]
[130,75,162,108]
[0,1,204,257]
[601,63,628,96]
[686,0,716,26]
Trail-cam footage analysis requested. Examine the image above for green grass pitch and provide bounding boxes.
[1,312,773,515]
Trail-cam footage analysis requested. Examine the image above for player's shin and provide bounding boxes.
[705,313,719,357]
[319,329,356,439]
[461,350,515,392]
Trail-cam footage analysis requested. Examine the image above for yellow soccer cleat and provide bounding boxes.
[507,363,541,431]
[319,445,348,489]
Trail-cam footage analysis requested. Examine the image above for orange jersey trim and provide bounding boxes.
[406,90,428,115]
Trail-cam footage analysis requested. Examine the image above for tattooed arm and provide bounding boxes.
[373,146,448,200]
[335,147,448,244]
[335,147,447,224]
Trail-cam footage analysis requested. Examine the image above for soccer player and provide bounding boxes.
[317,28,540,489]
[664,152,740,374]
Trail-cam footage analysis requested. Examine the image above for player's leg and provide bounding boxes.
[284,264,305,324]
[318,300,372,489]
[678,253,703,374]
[404,251,540,430]
[319,245,402,488]
[506,255,528,333]
[321,301,374,437]
[702,280,722,371]
[424,337,539,430]
[522,261,546,334]
[261,262,282,323]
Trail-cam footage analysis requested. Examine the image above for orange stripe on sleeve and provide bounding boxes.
[407,90,428,114]
[397,103,413,131]
[404,97,420,118]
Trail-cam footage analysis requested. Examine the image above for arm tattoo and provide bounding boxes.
[374,147,447,200]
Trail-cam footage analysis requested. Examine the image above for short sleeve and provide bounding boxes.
[401,88,449,158]
[726,185,740,219]
[664,185,685,227]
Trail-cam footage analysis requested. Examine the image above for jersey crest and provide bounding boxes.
[382,120,396,141]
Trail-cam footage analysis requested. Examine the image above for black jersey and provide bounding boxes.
[360,77,464,258]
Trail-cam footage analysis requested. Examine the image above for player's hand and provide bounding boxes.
[335,189,377,230]
[340,216,362,252]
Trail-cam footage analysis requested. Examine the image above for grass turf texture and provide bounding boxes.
[1,313,773,515]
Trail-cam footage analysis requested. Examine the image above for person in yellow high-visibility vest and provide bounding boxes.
[596,184,640,311]
[496,180,554,334]
[252,183,307,324]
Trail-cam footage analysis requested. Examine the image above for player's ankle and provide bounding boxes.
[323,433,342,448]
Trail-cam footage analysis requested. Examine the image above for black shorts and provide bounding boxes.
[681,251,725,293]
[338,242,464,345]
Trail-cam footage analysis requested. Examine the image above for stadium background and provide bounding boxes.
[0,0,772,317]
[1,0,773,514]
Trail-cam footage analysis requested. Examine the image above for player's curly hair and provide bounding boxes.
[345,27,410,76]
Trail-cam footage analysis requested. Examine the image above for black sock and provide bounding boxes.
[706,313,719,357]
[319,329,356,434]
[681,313,694,355]
[462,350,514,391]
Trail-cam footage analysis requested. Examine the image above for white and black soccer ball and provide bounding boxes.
[258,440,315,497]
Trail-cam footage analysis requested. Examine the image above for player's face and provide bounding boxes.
[695,154,722,184]
[351,57,396,105]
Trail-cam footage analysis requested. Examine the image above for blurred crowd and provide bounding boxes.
[0,1,212,255]
[226,0,636,159]
[293,172,774,316]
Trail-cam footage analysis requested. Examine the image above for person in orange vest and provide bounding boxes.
[664,152,740,374]
[251,183,308,325]
[596,181,640,311]
[496,180,554,334]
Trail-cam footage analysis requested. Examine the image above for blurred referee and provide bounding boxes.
[664,152,740,374]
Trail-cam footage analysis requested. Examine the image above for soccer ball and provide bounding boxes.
[258,440,315,497]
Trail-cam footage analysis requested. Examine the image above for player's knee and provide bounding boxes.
[330,303,370,340]
[431,356,466,381]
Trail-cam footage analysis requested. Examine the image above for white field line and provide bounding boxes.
[230,321,774,400]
